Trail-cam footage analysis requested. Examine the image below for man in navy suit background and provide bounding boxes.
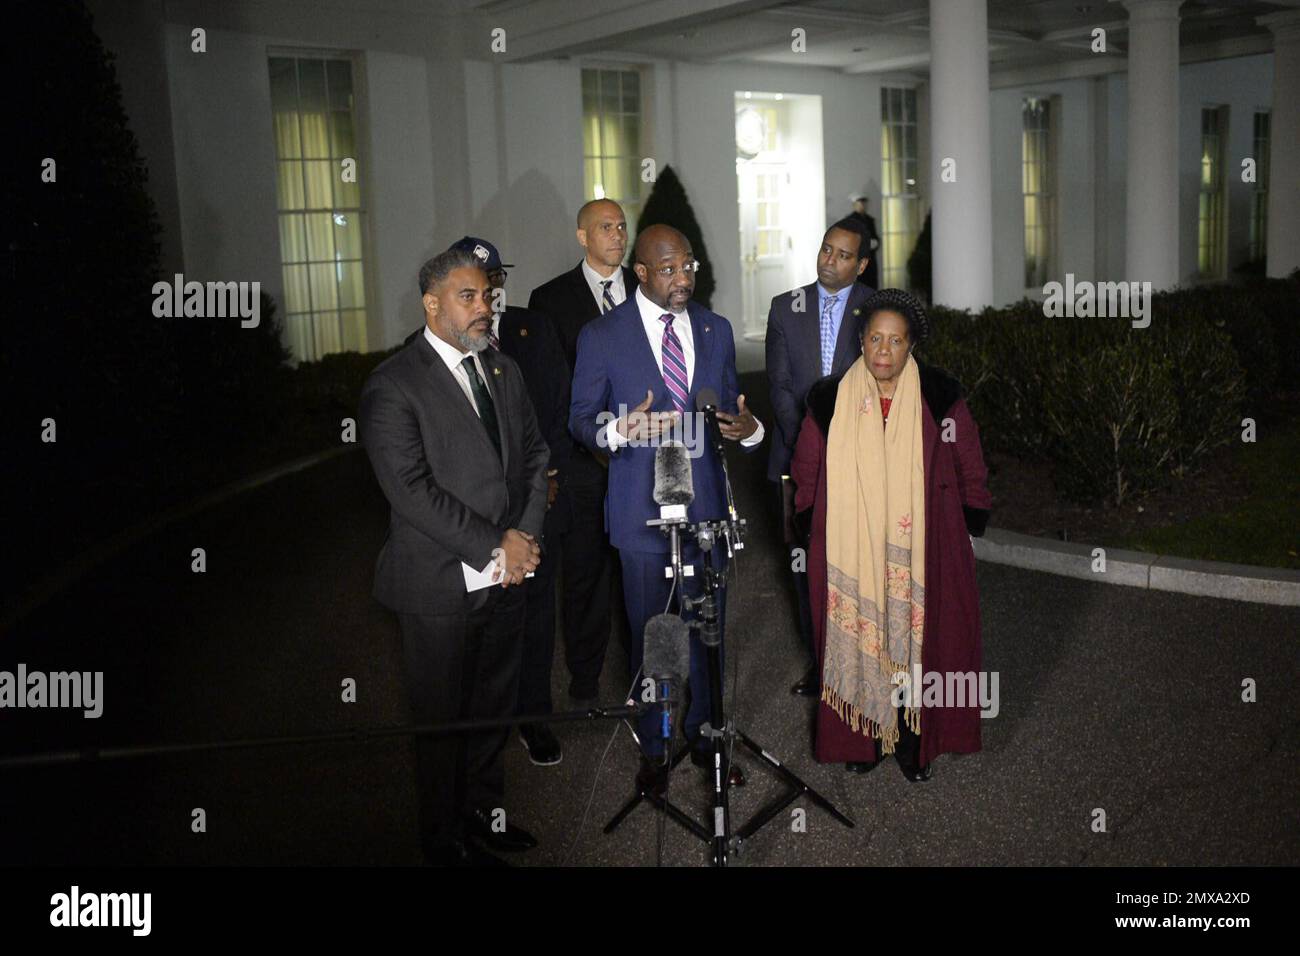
[764,217,874,696]
[569,225,763,790]
[528,200,640,709]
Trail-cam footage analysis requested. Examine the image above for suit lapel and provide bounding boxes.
[480,346,511,472]
[687,303,713,405]
[417,335,503,468]
[570,263,601,319]
[833,282,870,372]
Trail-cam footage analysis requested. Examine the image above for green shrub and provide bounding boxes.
[1239,272,1300,388]
[1042,344,1180,507]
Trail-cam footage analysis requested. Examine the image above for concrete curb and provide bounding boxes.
[973,527,1300,607]
[1,445,359,636]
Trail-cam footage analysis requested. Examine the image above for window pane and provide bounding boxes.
[335,175,361,208]
[300,112,330,159]
[279,214,307,262]
[326,59,352,111]
[297,58,327,113]
[283,264,311,313]
[277,161,305,210]
[330,111,354,158]
[340,309,367,352]
[269,58,297,110]
[333,212,363,259]
[303,160,333,207]
[305,212,334,260]
[338,260,366,309]
[309,263,339,309]
[273,112,301,159]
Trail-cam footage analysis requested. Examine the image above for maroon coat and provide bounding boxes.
[790,363,992,766]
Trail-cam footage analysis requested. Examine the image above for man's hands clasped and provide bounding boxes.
[496,528,541,587]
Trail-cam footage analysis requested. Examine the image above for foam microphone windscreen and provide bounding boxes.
[653,441,694,506]
[695,387,720,411]
[643,613,691,684]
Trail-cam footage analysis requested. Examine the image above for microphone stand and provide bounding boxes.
[606,511,856,866]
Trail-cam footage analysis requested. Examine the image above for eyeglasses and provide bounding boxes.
[649,260,700,279]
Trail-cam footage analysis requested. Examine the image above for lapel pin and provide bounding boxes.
[519,328,529,337]
[493,367,501,376]
[704,325,710,333]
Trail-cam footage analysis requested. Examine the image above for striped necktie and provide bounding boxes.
[659,314,689,414]
[820,291,840,376]
[601,279,616,313]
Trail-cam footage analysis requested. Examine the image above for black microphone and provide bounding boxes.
[653,441,694,516]
[643,612,691,753]
[695,387,726,461]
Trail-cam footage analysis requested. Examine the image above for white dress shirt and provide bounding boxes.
[582,258,627,313]
[424,326,489,417]
[603,287,765,450]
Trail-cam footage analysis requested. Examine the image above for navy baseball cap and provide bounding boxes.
[450,236,513,271]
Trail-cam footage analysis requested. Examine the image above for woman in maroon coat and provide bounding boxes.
[790,289,991,781]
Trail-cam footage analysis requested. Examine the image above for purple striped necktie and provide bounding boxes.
[658,313,689,414]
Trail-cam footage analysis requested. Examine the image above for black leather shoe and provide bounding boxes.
[845,760,879,774]
[790,670,818,697]
[519,723,562,766]
[690,747,747,787]
[636,755,669,797]
[900,763,932,783]
[463,808,538,852]
[425,838,510,867]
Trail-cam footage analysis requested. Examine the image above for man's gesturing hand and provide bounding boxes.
[716,393,758,441]
[616,389,679,442]
[497,529,541,587]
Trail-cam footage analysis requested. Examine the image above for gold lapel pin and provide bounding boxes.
[520,328,529,337]
[493,367,501,375]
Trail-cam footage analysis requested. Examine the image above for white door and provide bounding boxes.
[737,162,790,337]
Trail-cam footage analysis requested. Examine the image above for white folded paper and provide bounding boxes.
[461,559,534,592]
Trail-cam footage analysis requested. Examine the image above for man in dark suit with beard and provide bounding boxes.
[527,199,638,706]
[362,247,549,866]
[765,218,875,696]
[405,237,572,766]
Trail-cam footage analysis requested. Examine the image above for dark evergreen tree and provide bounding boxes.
[906,210,932,303]
[634,165,716,308]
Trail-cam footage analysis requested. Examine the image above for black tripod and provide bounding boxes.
[603,518,855,866]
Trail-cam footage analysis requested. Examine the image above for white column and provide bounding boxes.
[928,0,993,309]
[1261,11,1300,278]
[1121,0,1181,289]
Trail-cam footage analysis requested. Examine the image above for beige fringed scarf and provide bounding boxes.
[821,354,926,754]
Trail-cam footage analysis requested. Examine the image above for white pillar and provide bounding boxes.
[1261,11,1300,278]
[1121,0,1181,289]
[928,0,993,309]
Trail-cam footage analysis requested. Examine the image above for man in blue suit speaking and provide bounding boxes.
[569,225,764,791]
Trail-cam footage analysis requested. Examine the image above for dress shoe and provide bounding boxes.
[424,838,510,867]
[463,807,538,852]
[519,723,562,766]
[636,755,669,797]
[900,763,932,783]
[690,747,747,787]
[845,760,879,774]
[790,670,818,697]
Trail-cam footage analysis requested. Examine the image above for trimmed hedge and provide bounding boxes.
[915,275,1295,506]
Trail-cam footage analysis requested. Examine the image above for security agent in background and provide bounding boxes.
[527,200,639,708]
[568,224,764,793]
[765,217,875,697]
[848,192,881,290]
[365,247,549,867]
